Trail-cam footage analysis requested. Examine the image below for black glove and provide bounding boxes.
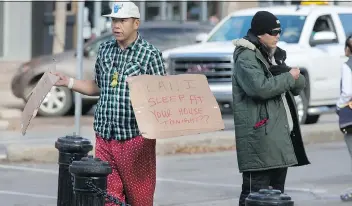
[269,64,291,76]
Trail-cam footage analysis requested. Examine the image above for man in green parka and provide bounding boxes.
[232,11,311,206]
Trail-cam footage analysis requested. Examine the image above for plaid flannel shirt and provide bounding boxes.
[93,34,166,141]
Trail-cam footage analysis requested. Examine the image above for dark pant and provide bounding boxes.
[238,167,288,206]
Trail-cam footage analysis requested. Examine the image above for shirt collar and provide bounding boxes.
[115,32,142,51]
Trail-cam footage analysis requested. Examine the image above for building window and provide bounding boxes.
[146,1,160,21]
[166,2,181,21]
[207,1,220,24]
[186,1,221,23]
[187,1,201,21]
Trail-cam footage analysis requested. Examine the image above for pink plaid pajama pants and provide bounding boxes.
[95,134,156,206]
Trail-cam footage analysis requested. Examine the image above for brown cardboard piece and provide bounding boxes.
[21,72,60,135]
[127,74,225,139]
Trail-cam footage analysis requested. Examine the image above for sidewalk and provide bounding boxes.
[0,122,343,163]
[0,61,22,88]
[0,107,23,131]
[0,61,25,129]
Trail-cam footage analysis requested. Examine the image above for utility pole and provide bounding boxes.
[74,1,85,136]
[53,1,67,54]
[94,0,102,37]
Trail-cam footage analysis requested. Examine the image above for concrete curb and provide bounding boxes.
[0,127,344,163]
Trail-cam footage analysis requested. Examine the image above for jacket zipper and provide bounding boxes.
[257,52,295,157]
[256,54,283,135]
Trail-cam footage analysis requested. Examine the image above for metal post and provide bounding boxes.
[139,0,145,22]
[180,1,187,22]
[167,3,173,21]
[94,0,101,37]
[55,135,93,206]
[70,156,118,206]
[219,1,225,19]
[74,1,85,135]
[160,0,167,21]
[200,1,208,22]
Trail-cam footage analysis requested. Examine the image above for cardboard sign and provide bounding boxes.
[127,74,225,139]
[21,72,59,135]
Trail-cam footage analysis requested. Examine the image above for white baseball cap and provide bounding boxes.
[103,1,140,19]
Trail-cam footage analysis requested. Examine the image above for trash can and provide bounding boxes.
[245,188,294,206]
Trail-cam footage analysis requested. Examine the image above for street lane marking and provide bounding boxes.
[0,190,56,199]
[0,164,58,174]
[0,164,328,195]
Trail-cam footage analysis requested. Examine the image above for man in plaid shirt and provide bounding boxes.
[52,1,165,205]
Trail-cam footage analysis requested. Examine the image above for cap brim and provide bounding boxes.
[102,14,140,19]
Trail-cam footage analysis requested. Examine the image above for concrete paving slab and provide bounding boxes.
[0,108,22,119]
[0,120,9,130]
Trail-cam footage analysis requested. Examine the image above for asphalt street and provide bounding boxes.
[0,141,351,206]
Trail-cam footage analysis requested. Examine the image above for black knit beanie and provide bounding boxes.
[251,11,281,35]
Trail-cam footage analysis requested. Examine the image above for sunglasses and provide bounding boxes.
[267,29,282,36]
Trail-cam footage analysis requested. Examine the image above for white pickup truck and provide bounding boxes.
[162,4,352,124]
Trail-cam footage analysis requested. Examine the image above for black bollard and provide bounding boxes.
[69,156,119,206]
[245,188,294,206]
[55,134,93,206]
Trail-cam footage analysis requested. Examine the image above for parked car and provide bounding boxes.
[11,21,213,117]
[163,4,352,124]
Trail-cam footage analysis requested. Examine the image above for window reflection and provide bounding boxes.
[208,15,307,44]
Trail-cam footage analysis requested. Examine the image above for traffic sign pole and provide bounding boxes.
[74,1,85,136]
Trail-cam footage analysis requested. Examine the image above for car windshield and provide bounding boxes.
[85,27,211,57]
[207,15,307,44]
[338,13,352,37]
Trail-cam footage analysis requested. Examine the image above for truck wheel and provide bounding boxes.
[294,91,308,124]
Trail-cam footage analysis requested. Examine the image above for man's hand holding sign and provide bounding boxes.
[127,74,225,139]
